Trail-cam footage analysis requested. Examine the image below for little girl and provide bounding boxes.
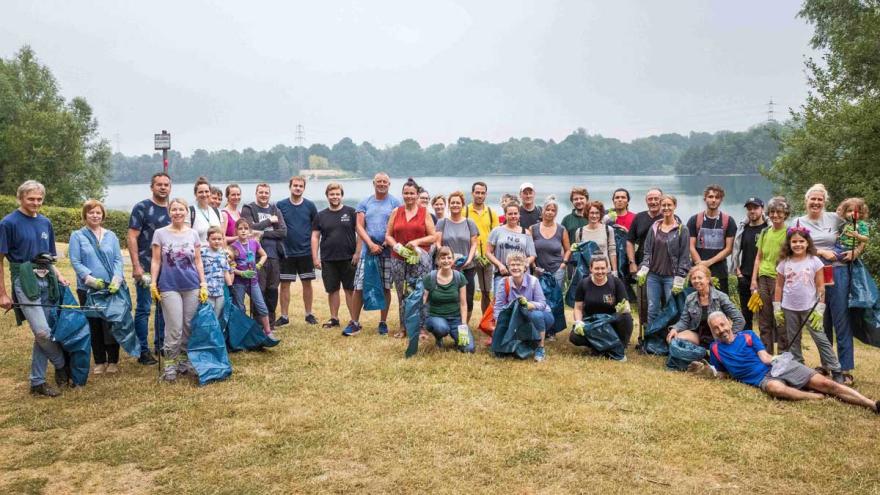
[201,226,233,319]
[834,198,869,260]
[228,218,274,338]
[773,225,844,382]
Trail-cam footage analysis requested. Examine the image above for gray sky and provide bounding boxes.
[2,0,814,155]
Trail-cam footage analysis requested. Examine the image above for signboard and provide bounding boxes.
[154,132,171,150]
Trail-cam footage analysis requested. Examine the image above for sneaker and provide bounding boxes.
[342,321,362,337]
[274,316,290,327]
[93,363,107,375]
[106,363,119,374]
[30,383,60,397]
[54,366,70,388]
[138,351,158,366]
[831,371,846,384]
[322,318,341,328]
[176,361,195,375]
[534,347,546,362]
[377,321,389,336]
[263,334,281,347]
[305,314,319,325]
[546,333,557,342]
[267,331,277,340]
[160,366,177,382]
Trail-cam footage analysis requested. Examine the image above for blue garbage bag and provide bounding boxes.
[849,259,876,309]
[641,291,688,356]
[539,272,566,334]
[49,287,92,386]
[611,225,629,279]
[565,242,598,308]
[579,313,625,361]
[491,300,541,359]
[845,260,880,347]
[362,254,386,311]
[225,291,278,351]
[666,338,708,371]
[188,303,233,385]
[404,278,424,358]
[85,287,140,357]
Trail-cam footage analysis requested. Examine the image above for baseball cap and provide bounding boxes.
[744,197,764,208]
[519,182,535,192]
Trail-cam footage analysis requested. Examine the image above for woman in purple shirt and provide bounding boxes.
[493,252,553,361]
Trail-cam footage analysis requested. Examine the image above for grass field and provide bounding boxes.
[0,252,879,494]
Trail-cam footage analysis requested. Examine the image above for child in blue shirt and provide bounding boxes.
[201,227,233,320]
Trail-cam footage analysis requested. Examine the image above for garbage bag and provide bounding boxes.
[50,287,92,386]
[188,303,233,385]
[641,291,688,356]
[849,259,876,309]
[565,241,598,308]
[225,291,278,351]
[539,272,566,334]
[362,254,386,311]
[491,300,541,359]
[843,260,880,347]
[666,338,708,371]
[403,278,424,358]
[86,287,140,357]
[611,225,629,279]
[578,313,625,361]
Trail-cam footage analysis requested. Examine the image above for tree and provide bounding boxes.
[0,46,111,205]
[767,0,880,209]
[330,137,359,171]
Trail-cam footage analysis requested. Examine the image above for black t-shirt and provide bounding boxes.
[687,212,738,274]
[574,276,628,316]
[519,206,543,229]
[738,222,766,277]
[628,211,670,264]
[312,206,357,261]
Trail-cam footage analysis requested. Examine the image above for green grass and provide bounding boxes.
[0,253,879,493]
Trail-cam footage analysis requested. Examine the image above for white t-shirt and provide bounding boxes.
[777,255,824,311]
[190,206,222,244]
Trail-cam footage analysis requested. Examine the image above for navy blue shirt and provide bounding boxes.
[129,199,170,269]
[277,197,317,257]
[0,210,57,263]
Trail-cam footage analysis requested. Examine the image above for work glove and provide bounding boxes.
[255,261,264,271]
[84,275,105,290]
[108,276,122,294]
[517,296,528,307]
[747,291,763,313]
[773,302,784,326]
[199,285,209,303]
[476,255,490,267]
[570,242,580,253]
[606,211,618,223]
[456,325,470,347]
[672,276,685,295]
[711,276,720,289]
[139,274,152,288]
[241,270,256,279]
[615,300,631,314]
[394,243,413,257]
[151,286,161,302]
[636,266,649,286]
[809,303,826,332]
[573,321,585,336]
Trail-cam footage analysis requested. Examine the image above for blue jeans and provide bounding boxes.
[824,265,855,371]
[646,272,674,329]
[424,315,475,353]
[134,282,164,355]
[232,283,269,317]
[527,310,554,336]
[14,278,65,386]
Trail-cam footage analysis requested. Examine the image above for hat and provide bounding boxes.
[744,197,764,208]
[519,182,535,192]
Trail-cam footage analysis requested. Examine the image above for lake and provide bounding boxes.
[104,175,775,221]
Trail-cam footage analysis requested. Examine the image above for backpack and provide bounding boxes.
[190,205,222,228]
[710,332,753,364]
[695,211,730,248]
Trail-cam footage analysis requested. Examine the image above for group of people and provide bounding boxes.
[0,174,878,415]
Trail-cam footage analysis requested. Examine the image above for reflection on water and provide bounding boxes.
[104,175,774,222]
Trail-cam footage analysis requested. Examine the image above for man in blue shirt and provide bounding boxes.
[127,172,170,365]
[0,181,69,397]
[703,312,878,413]
[344,172,401,336]
[276,176,318,327]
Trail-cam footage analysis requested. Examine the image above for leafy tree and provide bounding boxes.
[0,46,111,205]
[330,137,359,171]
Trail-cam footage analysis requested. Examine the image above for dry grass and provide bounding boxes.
[1,252,879,494]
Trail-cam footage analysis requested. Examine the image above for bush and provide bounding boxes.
[0,195,129,248]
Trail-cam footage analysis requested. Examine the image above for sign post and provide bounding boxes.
[154,130,171,172]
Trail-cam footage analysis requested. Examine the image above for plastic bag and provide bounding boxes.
[362,254,386,311]
[578,313,625,361]
[225,291,278,351]
[849,259,876,309]
[611,225,629,279]
[539,272,566,334]
[403,278,424,358]
[565,242,597,307]
[188,303,233,385]
[50,287,92,386]
[478,298,496,336]
[491,300,541,359]
[666,338,707,371]
[86,287,140,357]
[642,291,687,356]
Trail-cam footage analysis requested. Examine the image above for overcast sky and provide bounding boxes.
[2,0,815,155]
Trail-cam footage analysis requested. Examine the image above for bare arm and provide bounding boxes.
[385,209,399,248]
[573,301,583,322]
[815,268,825,304]
[356,211,382,255]
[193,248,207,285]
[561,229,571,263]
[150,244,161,289]
[689,236,702,265]
[257,247,268,267]
[311,230,322,270]
[757,349,774,365]
[128,228,144,279]
[704,236,734,266]
[750,250,762,291]
[459,285,467,323]
[774,273,784,303]
[626,240,637,274]
[0,254,10,309]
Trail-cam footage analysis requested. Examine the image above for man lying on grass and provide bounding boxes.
[690,311,879,414]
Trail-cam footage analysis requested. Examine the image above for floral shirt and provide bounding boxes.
[201,247,231,297]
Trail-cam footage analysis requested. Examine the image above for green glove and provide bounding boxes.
[570,242,580,252]
[615,300,631,314]
[241,269,256,279]
[636,266,648,287]
[773,302,784,326]
[108,282,119,294]
[809,303,826,331]
[518,296,528,307]
[671,276,685,295]
[573,321,585,336]
[456,325,470,347]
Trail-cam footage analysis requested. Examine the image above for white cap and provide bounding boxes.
[519,182,535,192]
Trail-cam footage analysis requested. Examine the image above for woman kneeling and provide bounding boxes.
[493,252,553,362]
[570,255,633,360]
[422,247,474,352]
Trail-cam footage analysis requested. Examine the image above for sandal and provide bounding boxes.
[322,318,340,328]
[843,373,855,387]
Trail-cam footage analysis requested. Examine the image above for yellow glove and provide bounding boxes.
[747,291,763,313]
[151,285,161,302]
[199,285,209,303]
